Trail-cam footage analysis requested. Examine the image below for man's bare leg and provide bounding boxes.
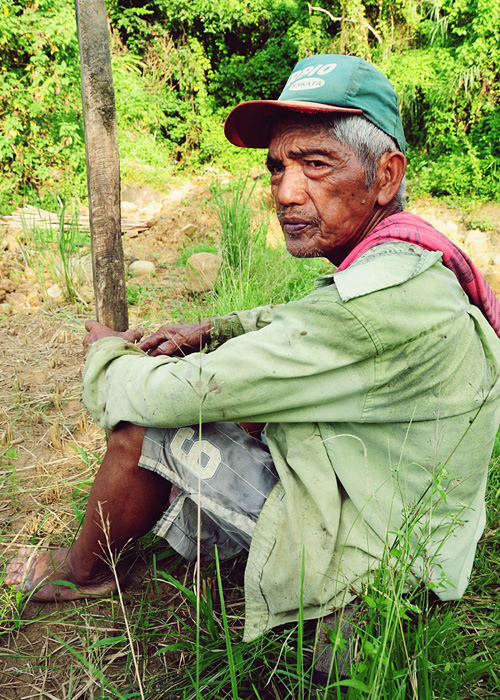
[5,422,171,601]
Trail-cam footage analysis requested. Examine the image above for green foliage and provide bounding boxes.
[211,176,256,270]
[18,205,88,303]
[2,0,500,207]
[377,0,500,198]
[0,0,85,209]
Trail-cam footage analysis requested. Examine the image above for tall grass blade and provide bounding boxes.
[215,546,239,700]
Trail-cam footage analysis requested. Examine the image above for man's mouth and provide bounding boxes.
[279,217,313,235]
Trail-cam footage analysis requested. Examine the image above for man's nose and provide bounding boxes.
[274,165,308,207]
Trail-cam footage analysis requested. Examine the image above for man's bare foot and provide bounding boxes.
[5,547,118,601]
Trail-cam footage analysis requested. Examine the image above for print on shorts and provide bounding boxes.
[170,427,223,479]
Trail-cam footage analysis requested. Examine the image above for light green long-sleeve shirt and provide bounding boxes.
[83,242,500,640]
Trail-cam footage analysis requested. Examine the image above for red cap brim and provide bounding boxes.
[224,100,364,148]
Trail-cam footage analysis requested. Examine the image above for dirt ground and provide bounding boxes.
[0,182,226,700]
[1,184,500,698]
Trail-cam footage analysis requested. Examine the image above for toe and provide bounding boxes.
[5,558,26,582]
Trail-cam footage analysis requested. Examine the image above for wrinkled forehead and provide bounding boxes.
[270,111,334,137]
[268,113,347,156]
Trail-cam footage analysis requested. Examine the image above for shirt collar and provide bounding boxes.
[315,242,443,302]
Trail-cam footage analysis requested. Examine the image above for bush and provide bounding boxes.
[3,0,500,208]
[0,0,85,210]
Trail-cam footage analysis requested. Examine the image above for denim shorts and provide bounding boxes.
[139,422,279,561]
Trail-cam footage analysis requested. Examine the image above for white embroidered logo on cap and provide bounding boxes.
[286,62,337,88]
[290,78,325,90]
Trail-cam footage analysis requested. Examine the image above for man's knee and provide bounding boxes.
[107,422,147,465]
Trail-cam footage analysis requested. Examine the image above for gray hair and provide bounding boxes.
[277,113,406,211]
[326,115,406,210]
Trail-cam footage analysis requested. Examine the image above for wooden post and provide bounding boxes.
[75,0,128,331]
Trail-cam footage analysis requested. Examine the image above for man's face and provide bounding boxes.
[267,120,383,265]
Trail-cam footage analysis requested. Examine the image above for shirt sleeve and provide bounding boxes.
[208,304,280,348]
[82,291,378,431]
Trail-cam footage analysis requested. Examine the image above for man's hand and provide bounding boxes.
[83,320,143,355]
[139,320,212,357]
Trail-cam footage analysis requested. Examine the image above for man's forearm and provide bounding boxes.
[209,305,280,348]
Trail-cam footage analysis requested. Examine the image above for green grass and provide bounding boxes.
[2,476,499,699]
[18,202,90,305]
[179,176,329,319]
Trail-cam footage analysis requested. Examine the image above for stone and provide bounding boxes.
[422,215,459,239]
[483,267,500,297]
[464,229,493,267]
[46,284,64,302]
[465,229,490,254]
[185,253,222,292]
[16,282,43,307]
[0,278,16,295]
[128,260,156,277]
[142,202,163,222]
[80,284,95,303]
[50,254,93,292]
[121,201,139,217]
[54,253,93,287]
[180,223,198,236]
[5,236,20,252]
[6,292,29,311]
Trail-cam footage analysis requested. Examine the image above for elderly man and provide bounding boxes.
[7,55,500,662]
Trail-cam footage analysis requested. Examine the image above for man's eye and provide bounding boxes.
[267,163,282,175]
[306,160,327,168]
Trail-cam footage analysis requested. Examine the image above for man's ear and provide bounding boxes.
[376,151,407,206]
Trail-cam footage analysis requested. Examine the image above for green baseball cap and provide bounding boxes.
[224,54,407,153]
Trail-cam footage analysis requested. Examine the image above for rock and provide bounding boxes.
[180,223,198,237]
[16,282,43,307]
[6,291,30,312]
[422,215,459,239]
[24,266,37,280]
[185,253,222,292]
[465,229,490,253]
[121,201,139,217]
[72,254,93,285]
[122,184,163,205]
[464,229,493,266]
[80,284,95,303]
[3,234,20,252]
[0,278,16,295]
[122,185,164,223]
[163,182,195,204]
[46,284,64,302]
[142,202,163,222]
[128,260,156,277]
